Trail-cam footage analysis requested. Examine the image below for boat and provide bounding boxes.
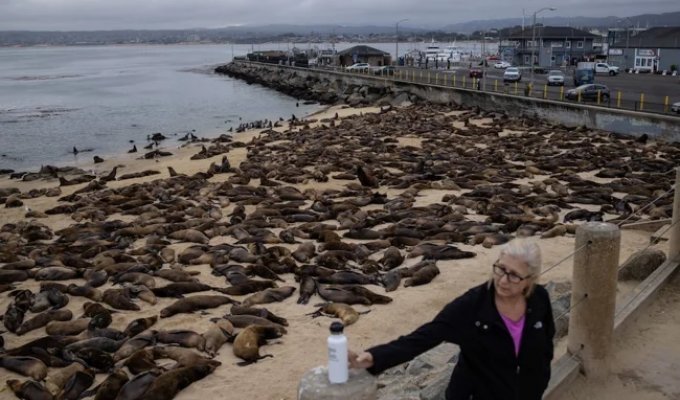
[440,42,461,63]
[424,40,449,63]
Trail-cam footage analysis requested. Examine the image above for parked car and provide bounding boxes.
[503,67,522,82]
[494,61,511,69]
[671,101,680,114]
[595,62,620,76]
[546,70,565,86]
[346,63,370,72]
[373,65,395,76]
[469,68,484,78]
[565,84,611,101]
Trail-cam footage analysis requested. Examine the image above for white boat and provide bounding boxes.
[440,43,461,63]
[424,40,443,62]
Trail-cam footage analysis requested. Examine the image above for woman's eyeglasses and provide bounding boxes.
[493,263,531,284]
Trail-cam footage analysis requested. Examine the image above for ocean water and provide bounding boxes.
[0,44,321,171]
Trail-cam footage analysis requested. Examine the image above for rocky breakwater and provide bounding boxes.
[214,62,419,107]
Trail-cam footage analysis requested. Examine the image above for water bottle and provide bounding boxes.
[327,321,348,384]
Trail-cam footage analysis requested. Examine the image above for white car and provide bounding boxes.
[671,101,680,114]
[546,70,565,86]
[503,67,522,82]
[595,63,620,76]
[345,63,370,72]
[494,61,511,69]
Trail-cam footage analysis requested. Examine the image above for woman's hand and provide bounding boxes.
[348,350,374,369]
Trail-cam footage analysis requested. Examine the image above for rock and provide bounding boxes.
[406,343,459,376]
[551,292,571,339]
[418,364,454,400]
[618,249,666,281]
[298,366,377,400]
[390,92,412,107]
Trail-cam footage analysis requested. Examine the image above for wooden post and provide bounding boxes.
[298,367,377,400]
[669,168,680,261]
[567,222,620,381]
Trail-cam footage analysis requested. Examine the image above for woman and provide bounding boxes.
[349,240,555,400]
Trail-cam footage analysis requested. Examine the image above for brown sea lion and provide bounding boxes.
[202,320,235,357]
[233,325,283,366]
[138,360,220,399]
[159,295,236,318]
[242,286,296,307]
[317,271,378,285]
[123,348,157,375]
[316,285,371,305]
[16,309,73,336]
[378,246,405,270]
[151,282,213,297]
[7,379,53,400]
[408,244,476,260]
[56,369,94,400]
[216,279,278,296]
[44,362,86,396]
[63,347,113,372]
[3,303,26,333]
[102,288,139,311]
[156,330,206,351]
[123,316,158,337]
[381,268,405,292]
[0,356,48,380]
[34,266,79,281]
[308,303,369,326]
[296,275,317,305]
[222,315,287,333]
[168,229,209,244]
[230,305,288,326]
[404,263,441,287]
[291,242,316,263]
[113,272,156,288]
[67,284,102,301]
[114,331,157,362]
[115,369,161,400]
[153,268,197,283]
[90,368,129,400]
[152,346,209,368]
[45,318,90,336]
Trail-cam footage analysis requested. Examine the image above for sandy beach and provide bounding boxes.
[0,103,672,400]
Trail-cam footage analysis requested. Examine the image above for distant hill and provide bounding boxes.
[442,11,680,33]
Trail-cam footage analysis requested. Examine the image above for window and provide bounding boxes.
[577,41,584,49]
[524,55,531,64]
[565,41,571,48]
[551,56,556,62]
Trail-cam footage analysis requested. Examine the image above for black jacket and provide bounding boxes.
[367,282,555,400]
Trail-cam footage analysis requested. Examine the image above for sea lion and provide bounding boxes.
[34,266,79,281]
[3,303,26,333]
[151,282,213,297]
[89,368,129,400]
[63,347,113,372]
[230,304,288,326]
[242,286,296,307]
[233,325,282,366]
[356,166,379,188]
[123,348,157,375]
[404,263,441,287]
[65,337,124,353]
[113,272,156,289]
[381,268,405,292]
[291,242,316,263]
[57,369,94,400]
[45,318,91,336]
[123,316,158,337]
[308,303,369,326]
[317,285,371,305]
[296,275,317,305]
[202,320,235,357]
[153,268,198,283]
[216,279,278,296]
[317,271,378,285]
[0,356,48,380]
[67,284,102,301]
[408,244,476,260]
[102,288,140,311]
[222,315,287,333]
[114,331,157,362]
[343,285,393,304]
[152,346,209,368]
[6,379,53,400]
[156,330,206,351]
[168,229,209,244]
[16,309,73,335]
[138,360,220,399]
[378,247,405,270]
[44,362,86,396]
[115,369,161,400]
[160,295,236,318]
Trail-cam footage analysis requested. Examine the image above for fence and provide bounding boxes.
[326,65,679,117]
[298,168,680,400]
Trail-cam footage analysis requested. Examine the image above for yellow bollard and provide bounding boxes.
[494,79,498,92]
[463,76,467,88]
[428,71,431,84]
[436,73,439,85]
[560,86,564,101]
[640,93,645,111]
[578,90,582,103]
[617,91,622,108]
[514,81,518,95]
[597,90,601,105]
[543,84,548,99]
[664,96,670,113]
[453,75,456,87]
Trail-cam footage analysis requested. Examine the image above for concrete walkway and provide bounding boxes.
[559,272,680,400]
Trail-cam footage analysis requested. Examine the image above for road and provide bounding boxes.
[374,66,680,115]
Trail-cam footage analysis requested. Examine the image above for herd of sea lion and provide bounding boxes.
[0,103,677,399]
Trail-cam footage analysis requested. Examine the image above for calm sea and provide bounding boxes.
[0,44,321,171]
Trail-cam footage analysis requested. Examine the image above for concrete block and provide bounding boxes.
[299,366,378,400]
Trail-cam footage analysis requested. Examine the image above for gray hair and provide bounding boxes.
[489,240,542,297]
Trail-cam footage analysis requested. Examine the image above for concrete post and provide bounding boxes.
[298,366,377,400]
[567,222,620,380]
[668,168,680,261]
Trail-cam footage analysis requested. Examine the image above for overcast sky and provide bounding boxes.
[1,0,678,31]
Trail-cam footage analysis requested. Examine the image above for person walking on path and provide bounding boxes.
[349,240,555,400]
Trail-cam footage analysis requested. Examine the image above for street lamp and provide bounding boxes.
[617,17,634,69]
[530,7,556,86]
[395,19,409,66]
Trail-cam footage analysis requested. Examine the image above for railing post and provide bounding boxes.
[664,96,670,113]
[298,367,377,400]
[616,91,622,108]
[669,168,680,261]
[567,222,620,381]
[639,93,645,111]
[560,86,564,101]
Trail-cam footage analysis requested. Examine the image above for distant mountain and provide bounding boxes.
[442,11,680,33]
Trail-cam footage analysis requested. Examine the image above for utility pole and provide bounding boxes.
[395,19,409,66]
[530,7,556,86]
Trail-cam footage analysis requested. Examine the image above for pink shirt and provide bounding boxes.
[500,314,525,356]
